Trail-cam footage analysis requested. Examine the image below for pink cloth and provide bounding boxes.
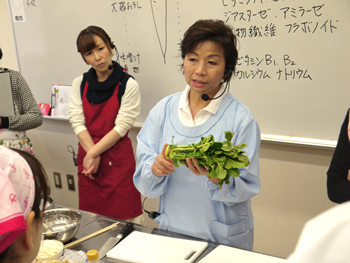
[0,146,35,254]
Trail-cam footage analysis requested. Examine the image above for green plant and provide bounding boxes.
[165,131,250,189]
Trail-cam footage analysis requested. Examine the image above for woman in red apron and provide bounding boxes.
[69,26,142,221]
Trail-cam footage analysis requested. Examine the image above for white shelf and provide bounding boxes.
[43,115,69,121]
[261,134,337,149]
[42,117,337,148]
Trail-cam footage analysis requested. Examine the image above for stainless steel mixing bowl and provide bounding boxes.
[42,208,82,243]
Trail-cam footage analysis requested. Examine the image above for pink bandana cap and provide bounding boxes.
[0,146,35,254]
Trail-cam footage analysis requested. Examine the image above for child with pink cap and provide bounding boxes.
[0,146,50,263]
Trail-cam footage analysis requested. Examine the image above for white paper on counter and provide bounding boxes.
[199,245,286,263]
[106,231,208,263]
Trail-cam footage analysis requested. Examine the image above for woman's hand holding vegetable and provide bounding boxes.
[152,144,175,177]
[186,158,219,185]
[165,131,250,189]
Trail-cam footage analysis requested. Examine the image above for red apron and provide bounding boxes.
[77,80,142,220]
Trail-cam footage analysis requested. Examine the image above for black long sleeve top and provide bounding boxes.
[327,109,350,203]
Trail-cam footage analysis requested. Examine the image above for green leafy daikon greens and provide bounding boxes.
[165,131,250,189]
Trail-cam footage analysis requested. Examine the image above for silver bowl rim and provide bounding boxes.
[43,208,83,235]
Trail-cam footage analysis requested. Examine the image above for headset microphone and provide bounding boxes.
[201,93,211,101]
[108,61,115,70]
[142,197,160,220]
[201,81,230,102]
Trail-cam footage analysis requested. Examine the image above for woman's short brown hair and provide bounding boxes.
[180,19,238,83]
[76,26,114,56]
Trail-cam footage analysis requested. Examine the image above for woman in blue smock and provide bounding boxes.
[133,19,261,250]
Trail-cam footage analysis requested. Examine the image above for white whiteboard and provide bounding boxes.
[9,0,350,141]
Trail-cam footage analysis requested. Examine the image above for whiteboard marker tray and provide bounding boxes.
[106,231,208,263]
